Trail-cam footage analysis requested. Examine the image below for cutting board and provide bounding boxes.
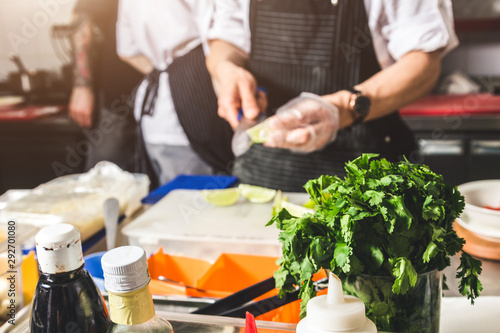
[122,189,309,259]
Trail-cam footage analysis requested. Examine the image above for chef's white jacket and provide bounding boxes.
[208,0,459,69]
[116,0,214,145]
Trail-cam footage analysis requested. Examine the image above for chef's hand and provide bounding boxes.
[215,61,267,129]
[68,86,94,128]
[264,92,339,153]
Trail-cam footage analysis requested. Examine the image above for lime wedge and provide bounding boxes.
[303,199,316,209]
[246,121,272,144]
[272,190,283,216]
[281,200,315,217]
[200,188,240,206]
[238,184,277,203]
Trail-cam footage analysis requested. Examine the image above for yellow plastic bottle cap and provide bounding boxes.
[238,184,277,203]
[200,188,241,206]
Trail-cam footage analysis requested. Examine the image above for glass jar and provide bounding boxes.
[343,270,442,333]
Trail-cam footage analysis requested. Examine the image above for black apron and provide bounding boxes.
[233,0,417,192]
[134,45,234,188]
[168,45,234,174]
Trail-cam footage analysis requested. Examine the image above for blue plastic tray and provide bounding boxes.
[142,174,238,205]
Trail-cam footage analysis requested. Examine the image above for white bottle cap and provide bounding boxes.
[35,224,84,274]
[299,272,376,332]
[101,246,150,293]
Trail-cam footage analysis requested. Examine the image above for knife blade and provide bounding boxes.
[231,87,268,157]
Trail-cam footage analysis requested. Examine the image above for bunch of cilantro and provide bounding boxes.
[267,154,482,324]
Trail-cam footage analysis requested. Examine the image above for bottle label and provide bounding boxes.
[108,285,156,325]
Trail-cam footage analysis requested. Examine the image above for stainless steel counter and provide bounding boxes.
[3,253,498,332]
[2,305,296,333]
[403,114,500,132]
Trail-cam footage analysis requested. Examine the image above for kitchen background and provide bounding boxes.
[0,0,74,82]
[1,0,499,80]
[0,0,500,193]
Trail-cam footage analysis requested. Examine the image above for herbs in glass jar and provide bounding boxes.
[267,154,482,332]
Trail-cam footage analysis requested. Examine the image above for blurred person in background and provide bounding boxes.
[68,0,142,172]
[116,0,234,187]
[207,0,458,191]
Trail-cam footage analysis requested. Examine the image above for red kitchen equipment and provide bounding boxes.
[399,93,500,117]
[246,311,258,333]
[0,105,64,121]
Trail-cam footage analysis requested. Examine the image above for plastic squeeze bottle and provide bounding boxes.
[101,246,174,333]
[30,224,110,332]
[296,272,377,333]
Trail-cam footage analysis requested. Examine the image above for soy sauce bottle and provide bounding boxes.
[30,224,110,332]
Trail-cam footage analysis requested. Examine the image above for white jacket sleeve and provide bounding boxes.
[366,0,459,67]
[116,0,141,58]
[382,0,458,59]
[207,0,251,54]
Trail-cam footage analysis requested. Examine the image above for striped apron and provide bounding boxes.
[134,45,235,187]
[233,0,417,192]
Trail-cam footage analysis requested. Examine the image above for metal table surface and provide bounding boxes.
[1,309,295,333]
[2,253,499,332]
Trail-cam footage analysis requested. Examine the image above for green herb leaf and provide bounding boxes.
[456,252,483,304]
[390,257,418,294]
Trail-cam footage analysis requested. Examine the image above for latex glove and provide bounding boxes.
[68,86,94,128]
[264,92,339,153]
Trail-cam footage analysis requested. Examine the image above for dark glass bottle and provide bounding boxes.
[30,224,110,332]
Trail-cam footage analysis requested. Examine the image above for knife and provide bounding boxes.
[231,87,268,157]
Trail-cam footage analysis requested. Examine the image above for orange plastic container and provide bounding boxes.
[146,248,327,324]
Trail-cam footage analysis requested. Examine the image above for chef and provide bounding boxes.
[207,0,458,191]
[116,0,233,186]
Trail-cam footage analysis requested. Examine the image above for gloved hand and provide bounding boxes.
[264,92,339,153]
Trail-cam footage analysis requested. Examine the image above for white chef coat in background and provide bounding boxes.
[208,0,459,69]
[116,0,214,146]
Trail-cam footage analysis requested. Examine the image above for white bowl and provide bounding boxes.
[458,180,500,231]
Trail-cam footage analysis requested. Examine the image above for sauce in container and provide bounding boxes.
[30,224,110,332]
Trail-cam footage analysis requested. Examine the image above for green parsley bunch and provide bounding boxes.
[268,154,482,318]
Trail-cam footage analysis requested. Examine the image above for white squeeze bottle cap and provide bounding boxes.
[35,224,84,274]
[296,272,377,333]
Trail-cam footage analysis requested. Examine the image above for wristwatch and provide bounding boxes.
[347,88,371,124]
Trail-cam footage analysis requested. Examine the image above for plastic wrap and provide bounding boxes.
[0,162,149,241]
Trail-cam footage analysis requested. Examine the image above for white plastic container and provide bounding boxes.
[296,273,377,333]
[122,190,309,261]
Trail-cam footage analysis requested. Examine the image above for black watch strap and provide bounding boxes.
[347,88,371,124]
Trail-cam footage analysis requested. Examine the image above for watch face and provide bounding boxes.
[354,95,371,118]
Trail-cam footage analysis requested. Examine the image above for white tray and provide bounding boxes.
[122,189,309,261]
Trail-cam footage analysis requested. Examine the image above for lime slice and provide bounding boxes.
[272,190,283,216]
[281,200,315,217]
[238,184,277,203]
[200,188,240,206]
[303,199,316,209]
[246,121,272,144]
